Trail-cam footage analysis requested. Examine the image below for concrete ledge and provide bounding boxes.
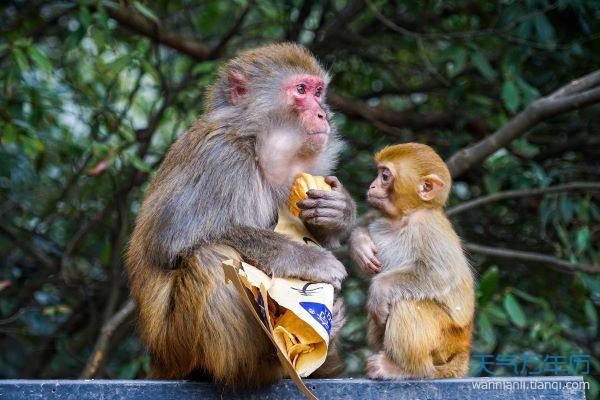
[0,377,586,399]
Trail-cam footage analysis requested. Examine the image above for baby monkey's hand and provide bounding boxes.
[350,227,381,274]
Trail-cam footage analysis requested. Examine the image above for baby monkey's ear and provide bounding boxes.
[418,174,445,202]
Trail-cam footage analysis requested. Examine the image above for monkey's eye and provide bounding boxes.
[315,87,322,97]
[296,84,306,95]
[381,170,391,182]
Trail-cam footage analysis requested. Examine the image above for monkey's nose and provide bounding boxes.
[317,112,324,119]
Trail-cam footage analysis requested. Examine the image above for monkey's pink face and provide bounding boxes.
[284,74,330,147]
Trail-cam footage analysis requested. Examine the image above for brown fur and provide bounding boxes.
[353,143,474,380]
[127,43,350,387]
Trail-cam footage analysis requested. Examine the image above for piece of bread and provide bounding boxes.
[288,173,332,217]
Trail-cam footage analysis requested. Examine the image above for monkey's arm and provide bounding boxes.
[349,227,381,274]
[220,227,347,289]
[366,266,418,325]
[298,176,356,249]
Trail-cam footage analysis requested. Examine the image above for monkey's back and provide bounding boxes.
[126,121,286,386]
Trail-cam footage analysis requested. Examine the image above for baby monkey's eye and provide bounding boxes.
[315,87,322,97]
[382,170,391,182]
[296,84,306,94]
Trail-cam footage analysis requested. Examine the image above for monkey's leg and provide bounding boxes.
[365,351,410,380]
[366,313,385,352]
[133,246,283,387]
[379,300,441,379]
[434,351,470,378]
[432,319,473,378]
[192,246,286,388]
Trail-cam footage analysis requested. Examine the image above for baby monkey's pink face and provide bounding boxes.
[284,74,330,147]
[367,165,398,217]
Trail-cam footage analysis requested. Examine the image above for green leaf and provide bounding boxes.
[105,55,132,73]
[118,359,140,379]
[27,47,52,71]
[576,226,589,254]
[477,312,496,347]
[128,153,150,172]
[448,48,467,78]
[12,119,36,135]
[19,135,45,159]
[119,126,136,142]
[503,293,527,328]
[483,174,501,193]
[584,299,597,336]
[14,38,30,47]
[141,59,160,82]
[192,61,218,74]
[100,239,112,265]
[471,52,497,81]
[95,4,110,29]
[477,266,499,305]
[484,304,509,326]
[580,275,600,299]
[133,1,159,22]
[501,80,521,113]
[516,78,540,105]
[516,20,532,39]
[534,14,555,45]
[12,48,29,71]
[79,6,93,28]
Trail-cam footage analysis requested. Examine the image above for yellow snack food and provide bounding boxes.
[273,310,323,370]
[288,173,332,217]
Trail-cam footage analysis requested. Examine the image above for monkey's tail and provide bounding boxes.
[435,351,470,378]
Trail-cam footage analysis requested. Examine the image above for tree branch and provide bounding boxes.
[464,242,600,275]
[328,92,457,131]
[104,5,210,61]
[447,182,600,217]
[446,70,600,178]
[209,4,251,59]
[79,299,135,379]
[0,223,55,269]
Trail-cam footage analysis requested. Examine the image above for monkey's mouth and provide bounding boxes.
[307,128,330,136]
[305,130,329,148]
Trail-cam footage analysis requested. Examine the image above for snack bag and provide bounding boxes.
[233,262,334,376]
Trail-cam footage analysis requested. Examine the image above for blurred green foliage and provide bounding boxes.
[0,0,598,397]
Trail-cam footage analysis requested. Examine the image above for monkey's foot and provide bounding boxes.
[365,353,410,380]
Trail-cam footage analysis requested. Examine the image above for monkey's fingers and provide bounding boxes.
[297,198,345,211]
[306,189,345,201]
[324,176,342,191]
[304,216,340,227]
[359,255,380,274]
[369,256,382,269]
[299,207,343,220]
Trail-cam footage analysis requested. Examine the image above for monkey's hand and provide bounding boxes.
[298,176,356,248]
[350,228,381,274]
[367,282,391,326]
[221,227,347,290]
[273,245,348,290]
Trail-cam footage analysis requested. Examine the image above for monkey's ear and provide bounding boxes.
[418,174,445,202]
[228,71,247,105]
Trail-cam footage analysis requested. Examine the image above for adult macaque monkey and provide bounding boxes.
[127,43,355,387]
[350,143,474,379]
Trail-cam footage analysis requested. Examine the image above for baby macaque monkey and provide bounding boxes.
[350,143,474,380]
